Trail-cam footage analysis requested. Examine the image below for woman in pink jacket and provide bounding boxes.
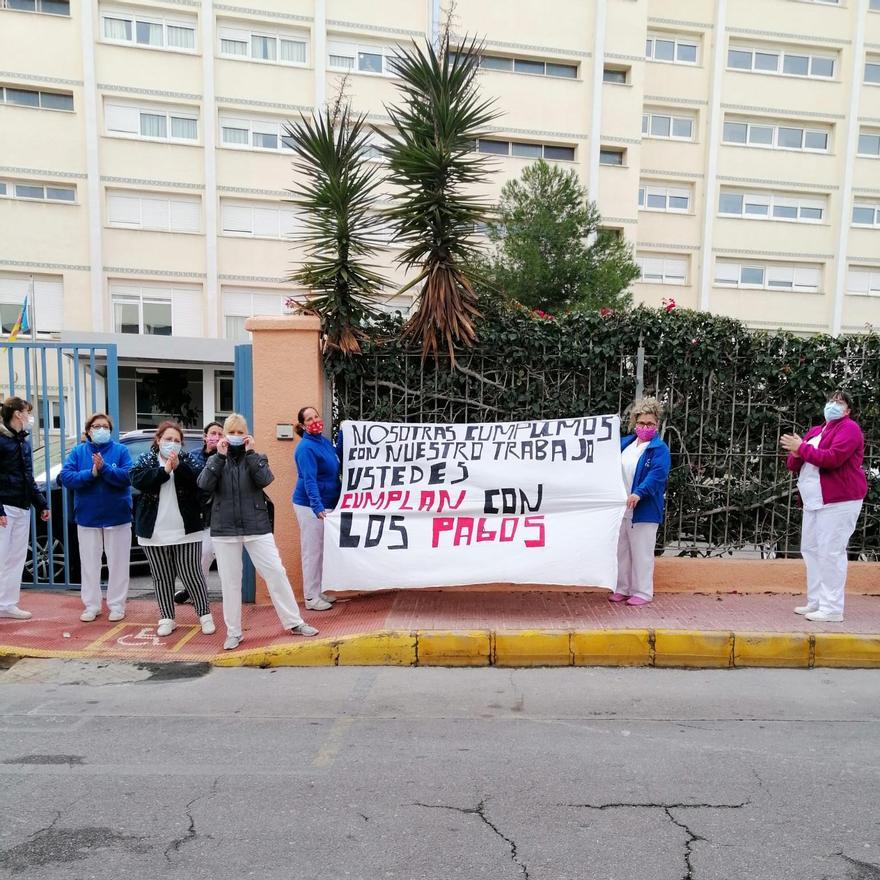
[781,390,867,623]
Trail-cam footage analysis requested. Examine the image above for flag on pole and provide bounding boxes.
[1,293,29,351]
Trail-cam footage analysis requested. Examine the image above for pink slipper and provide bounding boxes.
[608,592,628,602]
[626,596,651,606]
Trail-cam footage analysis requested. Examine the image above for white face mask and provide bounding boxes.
[226,434,246,447]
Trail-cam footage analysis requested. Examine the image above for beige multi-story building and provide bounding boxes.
[2,0,880,429]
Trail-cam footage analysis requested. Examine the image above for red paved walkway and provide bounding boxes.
[1,588,878,664]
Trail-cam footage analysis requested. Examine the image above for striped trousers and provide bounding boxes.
[142,542,210,620]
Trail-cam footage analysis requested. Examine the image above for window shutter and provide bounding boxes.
[107,193,141,226]
[222,204,253,233]
[105,104,140,133]
[172,286,203,336]
[141,197,171,230]
[171,198,200,232]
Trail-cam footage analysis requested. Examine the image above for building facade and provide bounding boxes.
[2,0,880,430]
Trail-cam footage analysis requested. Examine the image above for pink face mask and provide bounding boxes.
[635,425,657,442]
[205,436,220,449]
[306,419,324,436]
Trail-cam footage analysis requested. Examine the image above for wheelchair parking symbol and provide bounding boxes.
[117,627,166,648]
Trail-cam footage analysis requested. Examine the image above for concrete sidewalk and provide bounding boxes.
[1,587,879,669]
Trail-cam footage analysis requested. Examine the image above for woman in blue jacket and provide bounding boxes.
[609,397,671,606]
[292,405,341,611]
[59,413,133,622]
[0,396,49,620]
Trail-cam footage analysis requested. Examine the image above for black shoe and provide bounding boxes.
[173,589,190,605]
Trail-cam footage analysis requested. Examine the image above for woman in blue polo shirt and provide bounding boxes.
[609,397,671,606]
[292,405,341,611]
[59,412,133,622]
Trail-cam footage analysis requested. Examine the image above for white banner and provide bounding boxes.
[322,416,626,591]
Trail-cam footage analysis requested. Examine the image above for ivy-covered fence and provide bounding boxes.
[325,303,880,559]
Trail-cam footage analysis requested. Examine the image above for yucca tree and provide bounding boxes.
[286,106,387,356]
[380,36,500,360]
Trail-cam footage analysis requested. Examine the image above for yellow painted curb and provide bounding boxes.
[337,631,416,666]
[572,629,652,666]
[212,638,337,668]
[733,632,811,668]
[418,631,491,666]
[654,630,733,668]
[813,633,880,668]
[494,631,571,667]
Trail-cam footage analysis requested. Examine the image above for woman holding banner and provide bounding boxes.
[292,406,341,611]
[610,397,671,606]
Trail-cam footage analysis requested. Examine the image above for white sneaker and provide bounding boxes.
[290,623,319,637]
[804,610,844,623]
[305,597,332,611]
[223,634,241,650]
[0,606,32,620]
[108,609,125,622]
[319,592,337,604]
[80,608,100,622]
[794,604,819,615]
[156,619,176,637]
[199,614,216,635]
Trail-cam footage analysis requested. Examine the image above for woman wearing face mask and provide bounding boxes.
[130,420,215,638]
[781,390,867,623]
[292,406,342,611]
[198,413,318,650]
[0,397,49,620]
[174,421,224,604]
[58,413,133,622]
[609,397,671,606]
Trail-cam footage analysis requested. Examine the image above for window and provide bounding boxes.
[635,255,688,285]
[328,40,398,76]
[719,190,825,224]
[0,85,73,111]
[603,67,628,84]
[107,191,200,232]
[102,9,196,51]
[219,115,293,152]
[858,128,880,157]
[218,24,307,65]
[1,0,69,15]
[599,148,625,166]
[0,179,75,202]
[714,261,820,291]
[645,35,698,65]
[727,45,835,79]
[846,267,880,296]
[220,200,300,238]
[722,117,830,152]
[642,111,695,141]
[872,0,880,10]
[222,288,285,340]
[0,275,63,332]
[475,53,578,79]
[852,202,880,227]
[638,183,692,213]
[475,139,575,161]
[867,58,880,85]
[111,283,202,336]
[105,102,198,143]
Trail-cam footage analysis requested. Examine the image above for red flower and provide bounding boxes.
[532,309,555,321]
[661,297,677,313]
[599,307,614,317]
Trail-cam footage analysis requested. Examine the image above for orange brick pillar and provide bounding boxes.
[244,314,323,603]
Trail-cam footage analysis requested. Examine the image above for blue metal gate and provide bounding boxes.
[2,341,119,590]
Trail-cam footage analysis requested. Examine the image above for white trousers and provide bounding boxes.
[77,523,132,613]
[800,500,862,616]
[616,518,659,601]
[213,534,305,638]
[201,534,215,583]
[294,504,325,601]
[0,505,31,610]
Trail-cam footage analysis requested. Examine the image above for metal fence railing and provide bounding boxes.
[330,344,879,560]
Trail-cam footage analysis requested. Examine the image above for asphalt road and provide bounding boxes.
[0,663,878,880]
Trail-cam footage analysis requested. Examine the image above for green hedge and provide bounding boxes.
[325,300,880,558]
